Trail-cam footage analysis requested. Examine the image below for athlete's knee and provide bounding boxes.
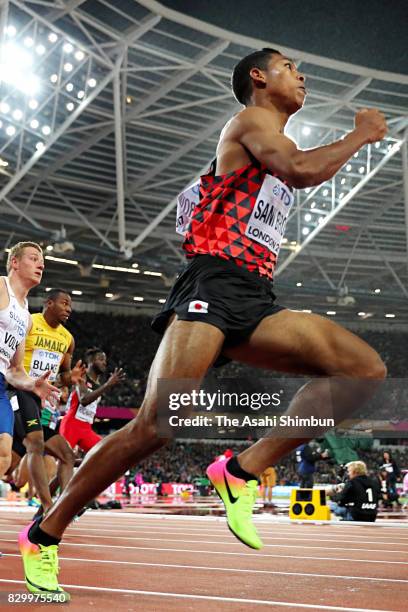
[25,437,45,455]
[347,349,387,380]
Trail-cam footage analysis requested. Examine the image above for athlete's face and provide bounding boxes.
[47,292,72,324]
[11,247,45,287]
[92,352,107,374]
[252,54,306,114]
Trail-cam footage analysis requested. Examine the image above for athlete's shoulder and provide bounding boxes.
[31,312,44,326]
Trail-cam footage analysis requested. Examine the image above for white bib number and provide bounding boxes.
[29,349,61,382]
[176,180,200,235]
[245,175,294,256]
[75,398,100,424]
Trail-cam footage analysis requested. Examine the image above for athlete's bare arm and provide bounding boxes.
[219,106,387,188]
[78,368,126,406]
[59,338,86,386]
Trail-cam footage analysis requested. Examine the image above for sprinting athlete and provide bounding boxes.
[19,48,387,596]
[60,348,125,453]
[0,242,58,478]
[10,289,85,514]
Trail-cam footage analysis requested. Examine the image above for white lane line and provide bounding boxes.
[4,553,408,583]
[3,525,407,547]
[1,539,406,564]
[1,529,406,553]
[0,579,394,611]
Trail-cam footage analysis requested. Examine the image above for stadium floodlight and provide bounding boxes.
[0,102,10,114]
[88,78,97,87]
[341,177,346,185]
[24,37,34,48]
[304,213,312,222]
[36,44,46,56]
[63,62,73,72]
[0,43,39,95]
[6,25,17,37]
[6,125,16,136]
[50,74,58,83]
[77,90,85,99]
[66,83,74,92]
[41,125,51,136]
[28,99,38,110]
[323,189,329,196]
[74,50,85,61]
[302,126,311,136]
[48,33,58,43]
[346,164,352,171]
[12,109,23,121]
[66,102,74,111]
[63,43,73,54]
[30,119,39,129]
[359,166,365,174]
[302,227,310,236]
[35,141,45,151]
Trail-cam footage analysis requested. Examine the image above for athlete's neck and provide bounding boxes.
[87,367,100,384]
[247,100,289,134]
[7,273,29,306]
[42,309,60,328]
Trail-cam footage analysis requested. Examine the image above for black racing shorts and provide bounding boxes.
[12,391,60,453]
[151,254,285,361]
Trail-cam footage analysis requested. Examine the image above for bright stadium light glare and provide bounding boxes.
[63,43,73,54]
[28,99,38,110]
[50,73,58,83]
[0,43,39,95]
[304,213,312,222]
[35,142,45,152]
[6,125,16,136]
[24,37,34,48]
[30,118,39,129]
[74,50,84,61]
[88,78,96,87]
[77,90,85,99]
[66,102,74,111]
[323,189,329,196]
[0,102,10,114]
[302,126,311,136]
[6,25,17,37]
[359,166,365,174]
[36,44,46,55]
[302,227,310,236]
[12,109,23,121]
[48,33,58,43]
[375,142,380,149]
[341,177,346,185]
[41,125,51,136]
[346,164,352,171]
[63,62,73,72]
[66,82,74,92]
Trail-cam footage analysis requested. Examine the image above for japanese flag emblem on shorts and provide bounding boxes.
[188,300,209,314]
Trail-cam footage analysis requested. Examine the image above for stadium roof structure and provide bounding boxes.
[0,0,407,326]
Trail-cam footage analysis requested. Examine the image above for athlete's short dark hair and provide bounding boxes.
[85,347,104,363]
[231,47,281,106]
[45,288,70,302]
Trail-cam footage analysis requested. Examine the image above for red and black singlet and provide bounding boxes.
[178,160,294,280]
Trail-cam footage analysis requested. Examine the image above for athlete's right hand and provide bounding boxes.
[106,367,126,388]
[354,108,388,143]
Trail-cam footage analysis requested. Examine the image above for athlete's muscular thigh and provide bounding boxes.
[224,310,384,377]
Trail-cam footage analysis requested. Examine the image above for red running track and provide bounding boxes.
[0,509,407,611]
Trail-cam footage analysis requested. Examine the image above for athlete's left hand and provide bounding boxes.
[70,359,87,385]
[30,371,61,407]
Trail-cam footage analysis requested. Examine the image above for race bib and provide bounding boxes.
[245,175,294,256]
[75,398,100,424]
[29,349,61,381]
[176,180,200,235]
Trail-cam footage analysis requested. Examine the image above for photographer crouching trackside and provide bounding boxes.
[327,461,380,522]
